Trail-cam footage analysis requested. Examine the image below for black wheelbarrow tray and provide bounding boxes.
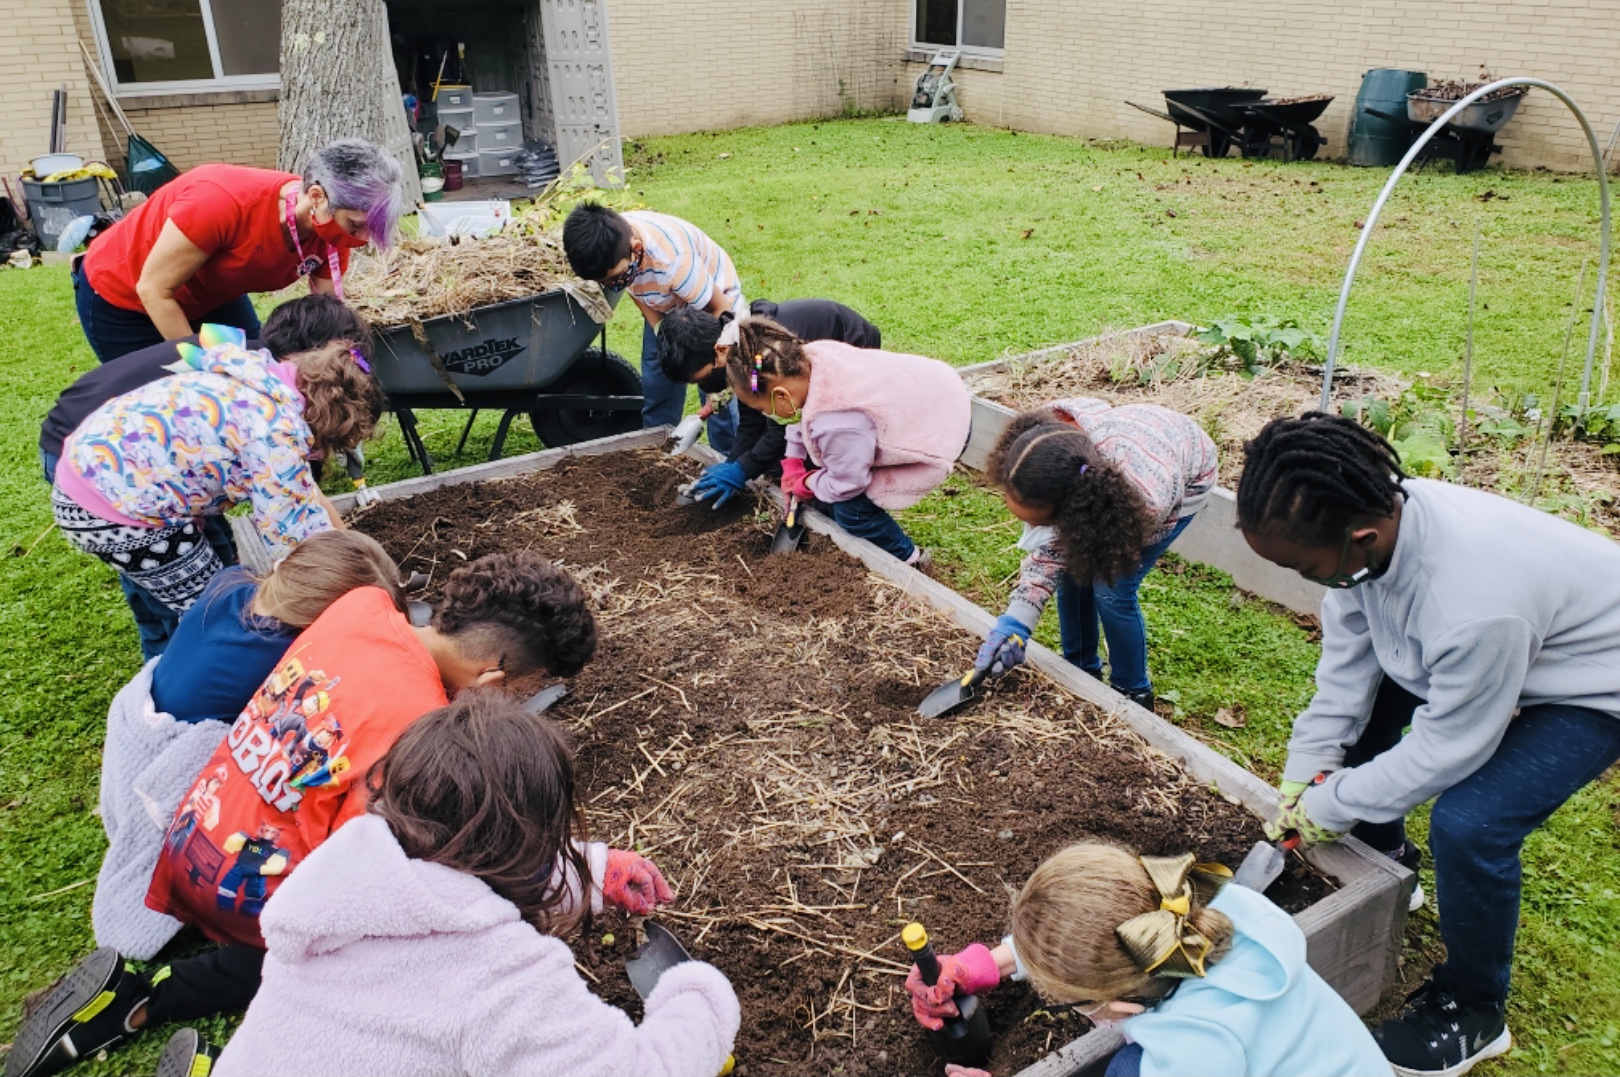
[370,285,639,473]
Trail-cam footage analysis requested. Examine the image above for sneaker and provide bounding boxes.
[1390,841,1425,912]
[3,948,150,1077]
[1372,980,1511,1077]
[156,1029,221,1077]
[905,547,933,572]
[1123,687,1155,711]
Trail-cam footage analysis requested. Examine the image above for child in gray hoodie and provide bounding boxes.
[1236,412,1620,1077]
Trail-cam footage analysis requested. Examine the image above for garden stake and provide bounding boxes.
[901,922,992,1066]
[1528,257,1589,503]
[1459,222,1479,469]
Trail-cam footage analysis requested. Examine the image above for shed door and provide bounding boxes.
[539,0,624,186]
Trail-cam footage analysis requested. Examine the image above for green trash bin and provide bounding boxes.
[1348,69,1427,167]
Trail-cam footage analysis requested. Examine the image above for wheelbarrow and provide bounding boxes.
[370,285,640,473]
[1357,85,1526,175]
[1235,95,1334,160]
[1126,87,1266,159]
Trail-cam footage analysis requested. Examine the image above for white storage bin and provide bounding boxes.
[446,128,478,153]
[418,200,512,238]
[473,91,519,125]
[438,107,475,134]
[443,150,481,179]
[437,86,473,110]
[478,120,523,149]
[479,147,518,177]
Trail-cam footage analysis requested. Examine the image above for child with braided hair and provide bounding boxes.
[975,400,1217,710]
[903,843,1390,1076]
[724,317,970,564]
[1236,412,1620,1077]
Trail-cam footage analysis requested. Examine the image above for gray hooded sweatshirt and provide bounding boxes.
[1291,478,1620,833]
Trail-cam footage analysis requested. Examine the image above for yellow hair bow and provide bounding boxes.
[1115,853,1233,980]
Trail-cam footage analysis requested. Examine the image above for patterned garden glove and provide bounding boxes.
[974,615,1032,677]
[904,943,1003,1031]
[1265,773,1342,847]
[600,850,675,915]
[691,460,748,508]
[669,415,705,455]
[779,457,816,501]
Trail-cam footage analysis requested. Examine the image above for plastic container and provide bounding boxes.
[443,159,465,191]
[443,150,481,179]
[1348,69,1427,167]
[479,148,518,177]
[438,106,475,136]
[473,91,519,125]
[21,176,102,249]
[416,200,512,240]
[31,152,84,177]
[437,85,473,110]
[478,120,523,149]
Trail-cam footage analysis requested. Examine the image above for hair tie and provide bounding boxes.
[1078,464,1089,477]
[750,351,764,394]
[349,347,372,375]
[1114,854,1233,980]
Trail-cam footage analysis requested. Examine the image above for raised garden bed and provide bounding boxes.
[333,430,1410,1077]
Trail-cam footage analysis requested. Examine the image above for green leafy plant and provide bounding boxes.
[1195,315,1322,377]
[1559,401,1620,455]
[1342,377,1457,477]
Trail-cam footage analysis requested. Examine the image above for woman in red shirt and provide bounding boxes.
[75,139,403,364]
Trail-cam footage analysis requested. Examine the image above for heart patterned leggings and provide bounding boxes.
[52,487,225,615]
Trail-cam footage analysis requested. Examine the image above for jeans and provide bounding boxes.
[41,449,236,661]
[143,944,265,1025]
[73,259,261,365]
[827,494,914,561]
[640,321,737,455]
[1104,1043,1143,1077]
[1344,679,1620,1005]
[1054,515,1192,694]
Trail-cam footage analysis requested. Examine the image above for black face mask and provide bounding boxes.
[697,368,729,394]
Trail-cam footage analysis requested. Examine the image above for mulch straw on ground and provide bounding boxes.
[342,232,577,326]
[352,449,1331,1077]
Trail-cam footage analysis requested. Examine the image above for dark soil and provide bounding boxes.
[354,449,1334,1077]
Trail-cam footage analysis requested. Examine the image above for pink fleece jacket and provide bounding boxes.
[791,339,971,510]
[216,815,741,1077]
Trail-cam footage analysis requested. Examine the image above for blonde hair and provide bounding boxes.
[1009,844,1234,1004]
[289,339,385,454]
[251,530,406,629]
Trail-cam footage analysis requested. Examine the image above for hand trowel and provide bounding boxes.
[769,495,806,555]
[626,921,735,1075]
[1232,832,1302,892]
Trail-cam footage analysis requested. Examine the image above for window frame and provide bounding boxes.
[85,0,281,97]
[909,0,1005,58]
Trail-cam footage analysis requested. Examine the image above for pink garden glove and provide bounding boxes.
[600,849,674,915]
[779,457,816,501]
[904,942,1003,1031]
[944,1067,993,1077]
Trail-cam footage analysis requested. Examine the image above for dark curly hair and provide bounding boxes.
[1236,412,1407,546]
[435,550,598,677]
[986,409,1154,585]
[289,339,385,455]
[262,293,374,364]
[366,689,591,933]
[655,305,726,382]
[723,317,807,398]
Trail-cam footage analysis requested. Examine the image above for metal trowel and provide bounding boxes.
[917,666,990,719]
[523,683,568,716]
[626,922,736,1075]
[769,495,806,555]
[1233,833,1302,892]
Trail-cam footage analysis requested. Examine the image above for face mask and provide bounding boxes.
[602,249,642,290]
[1076,1001,1134,1033]
[697,367,729,394]
[1016,523,1059,553]
[1304,528,1387,589]
[313,211,368,250]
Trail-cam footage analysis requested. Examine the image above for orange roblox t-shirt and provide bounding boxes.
[147,586,447,947]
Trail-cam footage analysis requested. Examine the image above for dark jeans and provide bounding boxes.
[1346,678,1620,1004]
[143,944,264,1025]
[1105,1043,1143,1077]
[72,260,261,365]
[1054,515,1192,694]
[640,321,737,454]
[41,449,236,661]
[827,494,914,561]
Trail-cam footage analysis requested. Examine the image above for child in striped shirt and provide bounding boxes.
[562,204,746,453]
[975,399,1218,709]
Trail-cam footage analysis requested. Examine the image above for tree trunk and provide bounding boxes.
[278,0,421,204]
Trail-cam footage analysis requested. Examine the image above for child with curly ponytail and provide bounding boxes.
[903,843,1390,1077]
[978,399,1218,709]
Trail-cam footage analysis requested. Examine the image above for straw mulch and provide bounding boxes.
[342,232,577,327]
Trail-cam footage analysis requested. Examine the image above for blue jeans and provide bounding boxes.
[1105,1043,1142,1077]
[1055,515,1192,694]
[42,448,236,660]
[827,494,914,561]
[1344,680,1620,1005]
[73,259,261,365]
[640,321,737,455]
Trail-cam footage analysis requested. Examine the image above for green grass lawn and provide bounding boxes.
[2,116,1617,1075]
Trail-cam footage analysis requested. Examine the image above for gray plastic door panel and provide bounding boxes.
[540,0,625,186]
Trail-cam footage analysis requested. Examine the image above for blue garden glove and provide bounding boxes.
[691,460,748,508]
[974,614,1032,677]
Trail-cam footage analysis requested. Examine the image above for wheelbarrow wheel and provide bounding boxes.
[529,347,643,448]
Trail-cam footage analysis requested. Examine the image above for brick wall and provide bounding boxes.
[120,102,281,172]
[0,0,110,179]
[605,0,910,136]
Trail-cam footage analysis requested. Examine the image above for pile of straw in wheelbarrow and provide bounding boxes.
[343,230,576,327]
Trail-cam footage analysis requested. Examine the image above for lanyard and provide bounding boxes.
[284,189,343,300]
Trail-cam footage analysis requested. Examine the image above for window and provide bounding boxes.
[913,0,1005,53]
[88,0,281,94]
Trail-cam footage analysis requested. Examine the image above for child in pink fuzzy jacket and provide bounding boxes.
[158,691,739,1077]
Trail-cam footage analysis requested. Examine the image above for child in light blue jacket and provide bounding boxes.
[905,843,1391,1077]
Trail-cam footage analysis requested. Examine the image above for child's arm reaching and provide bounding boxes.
[903,942,1017,1029]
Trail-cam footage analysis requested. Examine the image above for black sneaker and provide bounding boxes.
[156,1029,221,1077]
[1390,841,1425,912]
[1373,980,1511,1077]
[1123,687,1155,711]
[3,948,150,1077]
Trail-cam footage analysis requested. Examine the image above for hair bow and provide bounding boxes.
[1114,853,1233,980]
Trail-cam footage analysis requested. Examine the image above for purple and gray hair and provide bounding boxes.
[302,138,404,249]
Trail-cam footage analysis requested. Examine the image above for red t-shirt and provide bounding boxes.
[146,587,447,947]
[85,163,349,321]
